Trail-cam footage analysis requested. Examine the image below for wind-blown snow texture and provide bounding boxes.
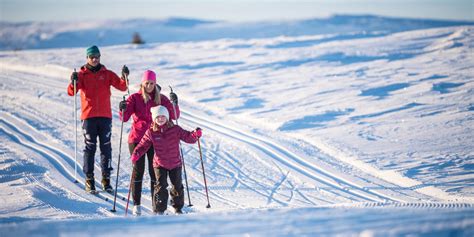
[1,15,473,236]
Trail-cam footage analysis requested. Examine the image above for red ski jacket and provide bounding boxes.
[119,89,180,144]
[131,124,197,170]
[67,65,127,120]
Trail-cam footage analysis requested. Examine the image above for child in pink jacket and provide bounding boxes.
[131,105,202,214]
[119,70,179,216]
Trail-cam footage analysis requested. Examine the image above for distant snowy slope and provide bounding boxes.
[1,15,473,50]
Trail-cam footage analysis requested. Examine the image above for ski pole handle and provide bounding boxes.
[122,65,130,96]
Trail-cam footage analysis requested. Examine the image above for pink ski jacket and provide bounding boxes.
[131,124,198,170]
[120,89,180,144]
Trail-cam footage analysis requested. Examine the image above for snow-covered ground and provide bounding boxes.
[1,16,473,236]
[1,15,473,50]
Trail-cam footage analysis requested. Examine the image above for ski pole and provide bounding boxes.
[169,86,193,207]
[111,95,126,213]
[197,137,211,208]
[125,170,134,216]
[123,65,130,96]
[73,68,78,183]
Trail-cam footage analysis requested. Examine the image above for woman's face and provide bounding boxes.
[155,115,167,126]
[143,81,156,93]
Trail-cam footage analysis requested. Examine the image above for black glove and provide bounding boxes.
[119,100,127,111]
[170,92,178,104]
[121,65,129,79]
[70,72,78,85]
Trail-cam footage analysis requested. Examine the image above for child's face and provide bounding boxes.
[155,115,167,126]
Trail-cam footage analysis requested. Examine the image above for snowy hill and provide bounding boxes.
[1,15,473,50]
[1,16,474,236]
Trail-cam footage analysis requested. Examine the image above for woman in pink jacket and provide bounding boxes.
[119,70,180,216]
[131,105,201,215]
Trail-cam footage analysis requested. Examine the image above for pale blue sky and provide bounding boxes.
[1,0,472,22]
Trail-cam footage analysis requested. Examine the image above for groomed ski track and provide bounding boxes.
[1,87,472,217]
[0,33,473,221]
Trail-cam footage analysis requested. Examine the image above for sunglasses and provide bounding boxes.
[88,55,101,59]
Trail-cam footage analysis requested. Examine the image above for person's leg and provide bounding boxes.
[130,143,145,206]
[169,166,184,212]
[82,118,98,191]
[98,118,112,177]
[146,147,156,203]
[153,167,169,213]
[98,118,113,191]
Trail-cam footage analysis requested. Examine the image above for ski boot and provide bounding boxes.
[133,205,142,216]
[101,174,113,193]
[85,174,96,194]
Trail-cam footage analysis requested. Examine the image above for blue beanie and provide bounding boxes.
[86,45,100,57]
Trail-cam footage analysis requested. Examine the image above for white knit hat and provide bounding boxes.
[150,105,169,121]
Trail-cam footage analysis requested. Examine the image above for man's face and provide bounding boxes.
[87,54,100,67]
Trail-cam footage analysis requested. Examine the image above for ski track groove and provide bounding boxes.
[194,143,298,207]
[2,110,218,215]
[2,98,238,213]
[5,106,155,214]
[180,111,396,202]
[1,124,117,208]
[0,114,132,214]
[188,122,378,203]
[23,173,86,217]
[174,142,284,208]
[176,121,361,206]
[2,95,472,215]
[267,171,290,205]
[185,129,366,205]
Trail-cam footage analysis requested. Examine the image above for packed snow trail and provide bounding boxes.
[1,25,473,235]
[1,92,469,216]
[0,113,132,213]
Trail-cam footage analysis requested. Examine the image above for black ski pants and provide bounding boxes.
[82,117,112,178]
[128,143,156,206]
[153,166,184,213]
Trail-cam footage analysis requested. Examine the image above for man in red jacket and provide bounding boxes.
[67,45,128,193]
